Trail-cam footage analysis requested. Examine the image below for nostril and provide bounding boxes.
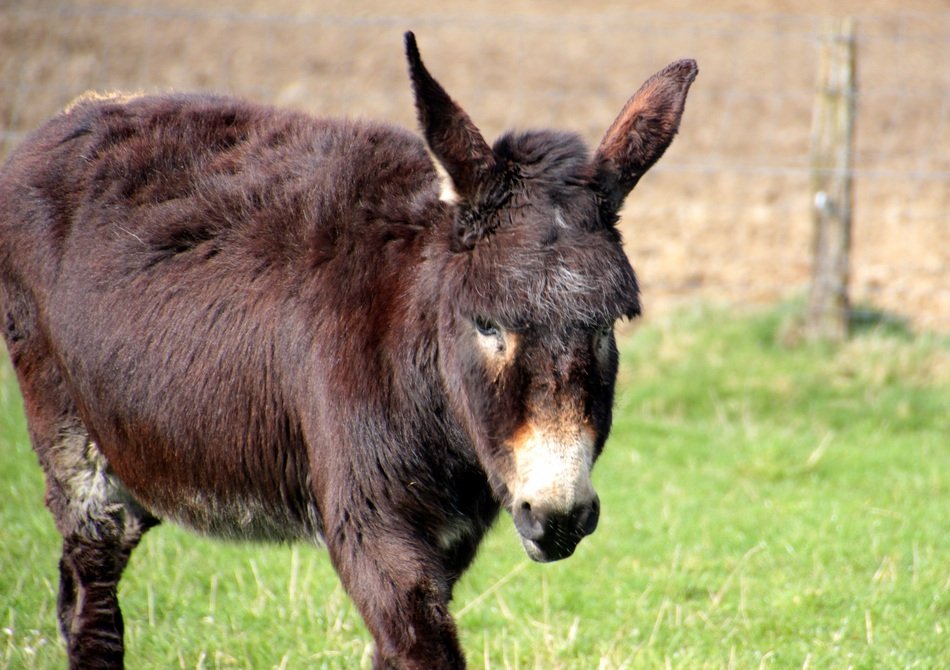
[513,499,545,541]
[579,497,600,536]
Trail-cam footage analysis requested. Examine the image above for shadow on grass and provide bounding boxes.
[848,305,913,339]
[774,298,917,348]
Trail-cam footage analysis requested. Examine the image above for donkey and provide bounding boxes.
[0,32,695,669]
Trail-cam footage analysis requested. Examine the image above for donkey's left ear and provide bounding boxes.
[594,59,698,211]
[405,32,496,203]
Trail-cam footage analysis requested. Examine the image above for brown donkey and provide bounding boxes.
[0,32,696,669]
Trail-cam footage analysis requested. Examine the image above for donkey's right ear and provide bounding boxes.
[405,32,496,203]
[594,59,698,212]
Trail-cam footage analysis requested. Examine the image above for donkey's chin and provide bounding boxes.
[519,535,580,563]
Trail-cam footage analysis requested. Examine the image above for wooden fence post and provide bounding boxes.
[806,17,856,341]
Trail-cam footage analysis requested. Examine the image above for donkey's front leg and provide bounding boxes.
[329,529,466,670]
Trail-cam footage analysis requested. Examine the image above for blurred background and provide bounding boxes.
[1,1,948,333]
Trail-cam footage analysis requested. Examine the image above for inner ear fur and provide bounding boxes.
[594,59,698,211]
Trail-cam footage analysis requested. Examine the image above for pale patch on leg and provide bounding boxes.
[46,426,150,543]
[42,425,154,666]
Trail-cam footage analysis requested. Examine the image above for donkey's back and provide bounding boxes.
[0,91,437,276]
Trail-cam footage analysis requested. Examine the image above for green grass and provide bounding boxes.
[1,304,948,669]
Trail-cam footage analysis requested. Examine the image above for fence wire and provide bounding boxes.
[1,2,948,331]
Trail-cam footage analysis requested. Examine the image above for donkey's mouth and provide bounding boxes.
[510,494,600,563]
[519,533,583,563]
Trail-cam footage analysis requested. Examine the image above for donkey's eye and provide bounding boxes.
[594,322,614,354]
[474,317,501,338]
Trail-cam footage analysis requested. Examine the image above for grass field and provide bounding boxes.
[1,304,948,669]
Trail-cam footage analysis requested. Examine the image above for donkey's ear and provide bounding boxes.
[405,32,495,203]
[594,59,698,211]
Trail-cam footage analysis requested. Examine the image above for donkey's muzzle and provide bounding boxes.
[513,495,600,562]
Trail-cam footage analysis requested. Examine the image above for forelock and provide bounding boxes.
[493,130,594,189]
[443,132,638,326]
[448,226,641,328]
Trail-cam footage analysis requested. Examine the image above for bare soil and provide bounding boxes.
[2,0,947,331]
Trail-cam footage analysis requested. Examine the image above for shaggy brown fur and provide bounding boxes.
[0,32,696,669]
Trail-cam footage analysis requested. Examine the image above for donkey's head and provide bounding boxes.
[406,33,696,562]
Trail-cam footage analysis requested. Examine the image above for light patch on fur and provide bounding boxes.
[48,427,322,546]
[475,327,519,380]
[490,252,634,326]
[65,90,145,114]
[507,421,596,513]
[155,489,323,544]
[435,517,474,552]
[48,427,147,544]
[428,150,460,204]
